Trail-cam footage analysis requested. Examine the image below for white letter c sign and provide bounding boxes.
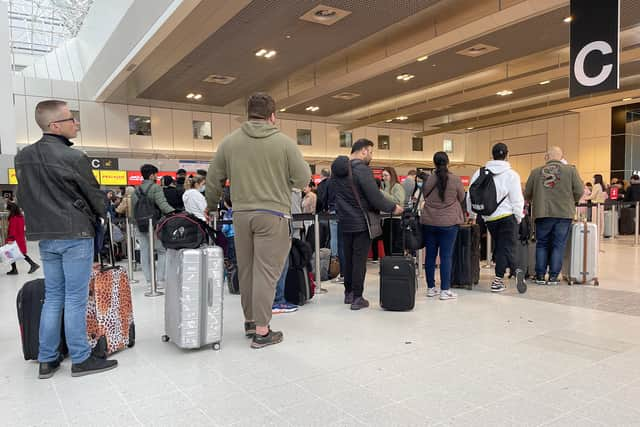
[574,41,614,87]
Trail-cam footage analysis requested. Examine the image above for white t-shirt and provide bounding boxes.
[183,189,207,221]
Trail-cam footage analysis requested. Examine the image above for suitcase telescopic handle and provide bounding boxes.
[207,277,213,307]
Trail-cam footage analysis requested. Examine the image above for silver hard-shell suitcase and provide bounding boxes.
[162,247,224,350]
[562,220,599,286]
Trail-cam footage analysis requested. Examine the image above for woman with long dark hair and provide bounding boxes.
[586,174,607,204]
[420,152,465,300]
[381,166,406,256]
[5,202,40,275]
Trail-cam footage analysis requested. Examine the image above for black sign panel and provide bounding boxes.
[570,0,620,98]
[89,157,118,170]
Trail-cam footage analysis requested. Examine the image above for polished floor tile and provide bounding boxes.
[2,239,640,426]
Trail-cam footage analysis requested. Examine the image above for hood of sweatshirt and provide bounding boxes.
[331,155,350,178]
[485,160,512,175]
[241,120,280,139]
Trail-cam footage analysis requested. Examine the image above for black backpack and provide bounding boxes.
[134,186,160,232]
[155,212,213,249]
[468,168,507,216]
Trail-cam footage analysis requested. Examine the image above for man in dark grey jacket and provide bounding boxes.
[131,164,175,287]
[15,100,117,379]
[331,139,403,310]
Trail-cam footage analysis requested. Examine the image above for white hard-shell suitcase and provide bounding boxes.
[162,247,224,350]
[562,220,599,286]
[603,211,613,238]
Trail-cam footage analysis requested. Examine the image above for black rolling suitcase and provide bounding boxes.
[619,207,636,235]
[16,279,68,361]
[450,224,481,289]
[379,215,416,311]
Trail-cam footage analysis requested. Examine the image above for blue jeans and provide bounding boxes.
[337,221,345,276]
[273,256,290,305]
[329,217,339,257]
[535,218,572,277]
[38,239,94,364]
[423,225,459,291]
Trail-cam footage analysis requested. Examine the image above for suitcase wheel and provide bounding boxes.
[128,323,135,348]
[594,279,600,287]
[212,342,221,351]
[161,335,170,343]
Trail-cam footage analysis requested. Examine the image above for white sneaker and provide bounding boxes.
[334,276,345,284]
[440,290,458,300]
[427,288,440,298]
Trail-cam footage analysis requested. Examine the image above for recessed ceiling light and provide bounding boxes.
[305,106,319,112]
[202,74,236,85]
[417,55,429,62]
[186,93,195,99]
[539,80,551,85]
[456,43,499,57]
[264,50,277,59]
[279,108,287,112]
[623,97,633,101]
[466,127,474,130]
[144,119,151,123]
[193,94,203,100]
[432,64,437,67]
[496,90,513,96]
[331,91,360,100]
[396,73,415,82]
[300,5,351,26]
[563,16,573,23]
[395,116,408,121]
[255,49,267,57]
[285,34,292,39]
[385,119,393,123]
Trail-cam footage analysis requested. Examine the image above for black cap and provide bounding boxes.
[177,168,187,175]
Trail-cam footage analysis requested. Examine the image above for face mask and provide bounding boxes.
[199,186,205,193]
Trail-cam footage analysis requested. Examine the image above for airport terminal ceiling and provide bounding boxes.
[103,0,640,135]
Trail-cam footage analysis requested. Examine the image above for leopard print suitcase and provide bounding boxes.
[86,264,135,356]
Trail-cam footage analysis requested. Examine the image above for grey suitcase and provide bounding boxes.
[562,220,599,286]
[162,247,224,350]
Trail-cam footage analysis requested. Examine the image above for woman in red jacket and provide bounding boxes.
[6,202,39,275]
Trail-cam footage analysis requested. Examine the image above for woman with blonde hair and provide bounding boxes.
[182,175,207,221]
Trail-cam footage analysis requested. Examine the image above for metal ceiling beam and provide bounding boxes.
[273,0,567,112]
[414,86,640,137]
[339,45,640,131]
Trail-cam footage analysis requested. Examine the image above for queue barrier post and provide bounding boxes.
[145,217,163,297]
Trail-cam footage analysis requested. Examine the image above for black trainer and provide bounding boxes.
[28,263,40,274]
[251,329,283,349]
[547,275,560,286]
[534,275,547,285]
[350,296,370,310]
[516,269,527,294]
[244,321,256,338]
[344,292,354,305]
[71,355,118,377]
[38,354,64,379]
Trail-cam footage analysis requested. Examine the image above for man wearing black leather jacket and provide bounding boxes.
[331,139,403,310]
[15,100,118,379]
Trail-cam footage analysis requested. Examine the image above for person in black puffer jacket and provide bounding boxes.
[331,139,403,310]
[625,175,640,202]
[162,175,184,210]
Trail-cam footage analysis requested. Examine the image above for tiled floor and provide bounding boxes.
[1,237,640,426]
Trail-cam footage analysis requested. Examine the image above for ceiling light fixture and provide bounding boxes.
[396,73,415,82]
[279,108,287,112]
[186,93,195,99]
[466,127,474,130]
[563,16,573,23]
[305,106,319,112]
[417,55,429,62]
[539,80,551,85]
[264,50,277,59]
[496,90,513,96]
[395,116,409,121]
[623,97,633,101]
[255,49,267,57]
[385,119,393,123]
[193,94,203,100]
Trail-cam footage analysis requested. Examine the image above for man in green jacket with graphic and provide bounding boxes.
[206,93,311,349]
[132,164,175,288]
[524,146,583,285]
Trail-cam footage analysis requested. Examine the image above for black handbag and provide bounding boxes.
[347,161,382,239]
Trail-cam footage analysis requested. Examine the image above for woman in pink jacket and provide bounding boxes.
[6,202,40,275]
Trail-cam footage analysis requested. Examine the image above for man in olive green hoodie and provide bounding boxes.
[524,146,583,285]
[206,93,311,349]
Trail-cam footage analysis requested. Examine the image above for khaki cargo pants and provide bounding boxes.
[233,211,291,327]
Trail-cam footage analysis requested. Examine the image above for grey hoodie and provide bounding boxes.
[206,120,311,214]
